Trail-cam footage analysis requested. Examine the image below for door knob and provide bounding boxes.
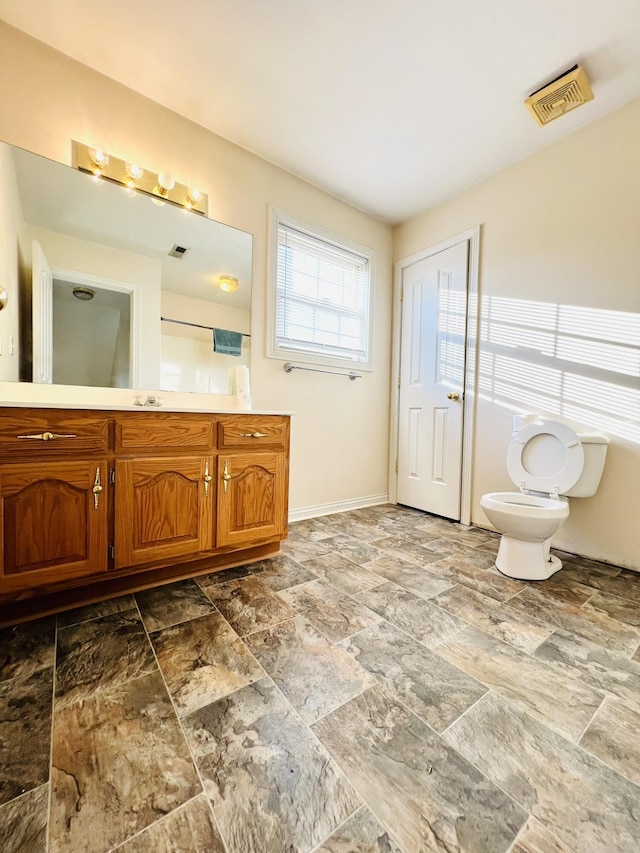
[447,392,460,401]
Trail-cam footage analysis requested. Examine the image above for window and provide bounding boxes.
[269,209,374,370]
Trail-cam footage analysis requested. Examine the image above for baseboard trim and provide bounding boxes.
[288,494,389,523]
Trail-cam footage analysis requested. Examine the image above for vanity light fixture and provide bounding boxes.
[218,276,239,293]
[73,141,208,215]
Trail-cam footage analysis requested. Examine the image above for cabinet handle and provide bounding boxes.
[222,459,231,495]
[203,460,213,498]
[239,432,269,439]
[92,467,103,510]
[17,431,77,441]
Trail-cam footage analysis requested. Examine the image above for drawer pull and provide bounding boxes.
[17,431,77,441]
[203,460,213,498]
[239,432,269,439]
[92,467,103,510]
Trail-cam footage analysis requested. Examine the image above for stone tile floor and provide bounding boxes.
[2,504,640,851]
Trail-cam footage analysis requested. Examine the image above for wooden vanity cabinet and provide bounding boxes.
[114,455,214,568]
[0,458,108,592]
[112,413,218,568]
[0,410,110,594]
[0,408,290,619]
[217,451,287,548]
[216,415,288,548]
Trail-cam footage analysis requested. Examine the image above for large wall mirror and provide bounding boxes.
[0,140,252,395]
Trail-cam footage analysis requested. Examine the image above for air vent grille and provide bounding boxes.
[169,244,189,258]
[525,65,594,127]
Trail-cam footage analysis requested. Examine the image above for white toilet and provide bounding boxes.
[481,416,609,581]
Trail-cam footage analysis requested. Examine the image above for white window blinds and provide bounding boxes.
[273,217,373,367]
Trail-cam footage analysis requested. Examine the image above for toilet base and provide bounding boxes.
[495,534,562,581]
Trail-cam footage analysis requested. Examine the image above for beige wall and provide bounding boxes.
[0,23,393,515]
[395,98,640,569]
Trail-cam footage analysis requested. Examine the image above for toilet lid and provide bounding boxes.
[506,421,584,494]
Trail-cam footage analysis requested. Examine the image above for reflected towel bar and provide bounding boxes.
[283,362,362,380]
[161,317,251,337]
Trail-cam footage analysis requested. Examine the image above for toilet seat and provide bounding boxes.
[506,420,584,496]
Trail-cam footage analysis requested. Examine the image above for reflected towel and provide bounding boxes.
[213,328,243,356]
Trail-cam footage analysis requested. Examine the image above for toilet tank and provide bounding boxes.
[564,431,609,497]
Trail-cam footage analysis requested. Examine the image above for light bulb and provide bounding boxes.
[157,171,175,194]
[125,160,144,186]
[187,187,202,203]
[88,146,109,173]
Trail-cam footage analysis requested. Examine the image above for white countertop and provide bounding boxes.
[0,382,293,415]
[0,401,294,414]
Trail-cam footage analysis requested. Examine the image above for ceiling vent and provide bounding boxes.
[168,244,189,259]
[525,65,594,127]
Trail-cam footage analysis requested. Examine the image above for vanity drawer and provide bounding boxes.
[115,412,216,453]
[218,415,289,450]
[0,410,109,458]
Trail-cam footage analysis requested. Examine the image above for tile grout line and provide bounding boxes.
[350,582,476,651]
[505,817,578,853]
[107,793,213,852]
[45,619,59,853]
[573,721,640,791]
[221,649,369,850]
[307,802,408,853]
[13,507,640,852]
[131,595,233,853]
[302,692,412,853]
[239,612,299,640]
[52,609,160,715]
[434,691,532,849]
[572,692,607,746]
[307,804,369,853]
[429,621,614,744]
[238,606,384,727]
[312,679,522,853]
[145,603,224,637]
[216,555,461,851]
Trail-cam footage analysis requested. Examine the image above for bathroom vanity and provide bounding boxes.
[0,406,290,624]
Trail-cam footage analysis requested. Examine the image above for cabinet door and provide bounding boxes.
[0,459,108,591]
[115,456,213,568]
[217,452,287,548]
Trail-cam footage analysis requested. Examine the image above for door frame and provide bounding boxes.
[389,225,481,525]
[51,267,141,387]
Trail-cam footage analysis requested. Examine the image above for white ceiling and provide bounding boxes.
[2,0,640,223]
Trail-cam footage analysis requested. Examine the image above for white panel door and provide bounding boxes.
[397,241,469,519]
[32,240,53,384]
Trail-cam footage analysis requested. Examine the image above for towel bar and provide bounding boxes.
[283,362,362,380]
[161,317,251,337]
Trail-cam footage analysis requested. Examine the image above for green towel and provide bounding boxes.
[213,328,243,356]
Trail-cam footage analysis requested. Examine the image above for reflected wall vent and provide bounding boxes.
[525,65,594,127]
[168,244,189,258]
